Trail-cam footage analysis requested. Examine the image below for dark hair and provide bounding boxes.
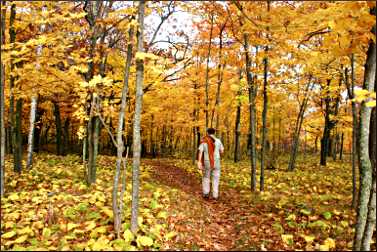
[207,128,216,135]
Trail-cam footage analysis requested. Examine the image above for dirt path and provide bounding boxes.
[143,159,271,251]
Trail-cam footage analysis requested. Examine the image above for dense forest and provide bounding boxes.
[0,1,376,251]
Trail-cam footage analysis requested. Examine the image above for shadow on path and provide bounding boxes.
[144,160,206,198]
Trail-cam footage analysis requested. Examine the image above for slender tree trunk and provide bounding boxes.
[131,0,145,234]
[288,80,312,171]
[83,1,100,185]
[234,70,242,163]
[260,39,269,191]
[9,3,22,172]
[26,6,45,169]
[53,102,63,155]
[204,13,214,129]
[353,9,375,249]
[14,99,23,173]
[192,57,200,163]
[33,108,43,153]
[0,0,6,196]
[348,56,359,208]
[320,79,333,166]
[63,118,70,155]
[244,36,257,191]
[113,24,133,238]
[339,132,344,160]
[212,21,226,130]
[361,88,376,250]
[361,173,376,251]
[26,96,38,169]
[93,116,100,159]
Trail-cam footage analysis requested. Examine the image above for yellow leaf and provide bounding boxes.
[4,221,14,229]
[14,234,28,244]
[123,229,134,243]
[319,244,329,251]
[301,235,315,243]
[354,89,369,97]
[42,228,51,238]
[323,237,336,249]
[85,221,96,231]
[165,231,177,240]
[281,234,293,245]
[17,226,34,236]
[137,235,154,247]
[365,100,376,107]
[157,211,167,219]
[328,20,336,29]
[67,223,79,231]
[94,226,107,234]
[135,52,159,61]
[91,236,109,251]
[2,230,17,238]
[32,221,44,230]
[101,207,113,218]
[8,193,19,201]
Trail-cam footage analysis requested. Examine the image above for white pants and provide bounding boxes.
[202,161,221,198]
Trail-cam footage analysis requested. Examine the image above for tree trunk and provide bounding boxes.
[192,57,200,163]
[320,79,333,166]
[347,56,359,208]
[63,118,70,155]
[131,0,145,234]
[353,8,375,249]
[113,24,133,238]
[34,108,43,153]
[9,3,22,172]
[339,132,344,161]
[361,174,376,251]
[211,21,226,130]
[14,98,23,173]
[288,80,312,171]
[0,0,6,196]
[204,13,214,129]
[26,95,38,169]
[234,70,242,163]
[87,114,99,184]
[244,36,257,192]
[361,89,376,250]
[260,41,269,191]
[53,102,63,155]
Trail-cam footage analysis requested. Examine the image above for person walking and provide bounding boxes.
[197,128,224,200]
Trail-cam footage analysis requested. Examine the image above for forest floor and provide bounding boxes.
[1,153,375,251]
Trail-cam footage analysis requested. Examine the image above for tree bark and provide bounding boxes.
[204,13,214,129]
[26,95,38,169]
[260,40,269,191]
[113,24,133,238]
[353,8,375,249]
[244,36,257,192]
[211,20,226,131]
[361,84,376,250]
[9,3,22,172]
[63,118,70,155]
[14,98,23,173]
[320,79,333,166]
[288,79,312,171]
[131,0,145,234]
[234,70,242,163]
[0,0,6,196]
[192,57,200,163]
[53,102,63,155]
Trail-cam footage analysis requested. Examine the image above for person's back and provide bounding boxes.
[197,128,224,200]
